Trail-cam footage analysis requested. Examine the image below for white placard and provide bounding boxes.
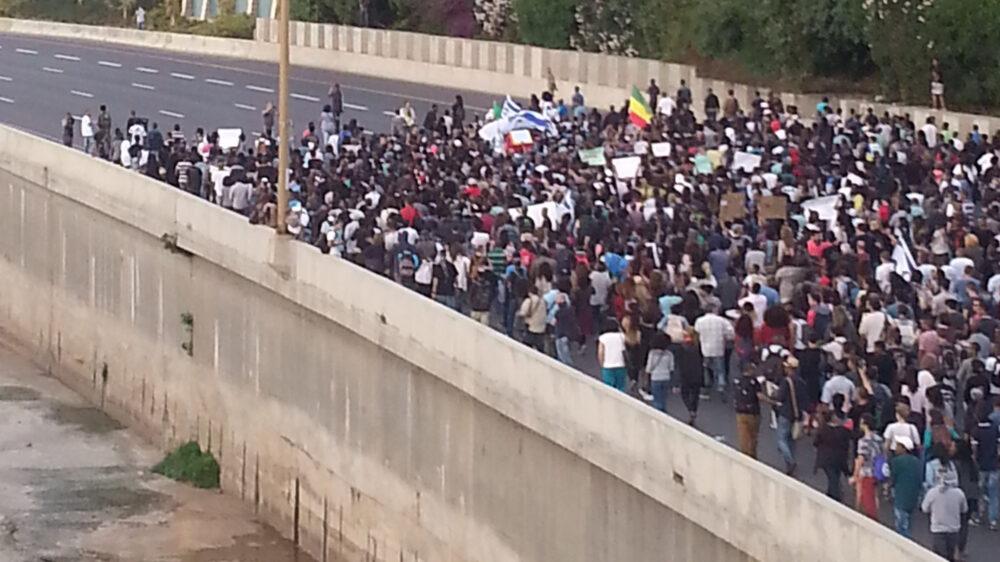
[651,142,671,158]
[612,156,642,179]
[732,151,762,173]
[801,195,840,221]
[507,201,567,229]
[217,128,242,150]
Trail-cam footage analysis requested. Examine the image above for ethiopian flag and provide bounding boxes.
[628,85,653,128]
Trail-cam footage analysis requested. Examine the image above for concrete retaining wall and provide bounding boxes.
[0,128,936,562]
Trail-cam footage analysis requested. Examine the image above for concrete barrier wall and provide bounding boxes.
[251,17,1000,136]
[2,15,996,136]
[0,128,935,562]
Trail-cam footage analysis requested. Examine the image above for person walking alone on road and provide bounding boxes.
[136,6,146,30]
[598,318,628,392]
[452,95,465,132]
[61,112,74,147]
[80,110,94,155]
[328,84,344,131]
[261,102,276,138]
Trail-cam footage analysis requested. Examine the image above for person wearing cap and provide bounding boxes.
[889,435,922,538]
[762,355,808,475]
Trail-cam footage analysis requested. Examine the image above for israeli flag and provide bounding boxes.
[507,109,558,136]
[501,96,522,120]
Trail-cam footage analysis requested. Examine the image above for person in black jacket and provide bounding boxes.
[814,400,853,502]
[677,330,704,426]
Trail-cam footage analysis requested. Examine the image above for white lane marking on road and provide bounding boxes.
[170,72,195,80]
[290,93,320,102]
[245,84,273,93]
[159,110,184,119]
[344,103,368,111]
[70,90,94,98]
[42,67,64,74]
[15,48,38,55]
[0,97,13,104]
[131,82,156,91]
[136,66,159,74]
[54,54,80,61]
[0,76,11,82]
[205,78,233,86]
[382,111,397,117]
[98,60,122,68]
[233,103,257,111]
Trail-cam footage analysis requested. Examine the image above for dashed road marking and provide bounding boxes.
[70,90,94,98]
[15,48,37,55]
[98,60,122,68]
[0,76,11,82]
[233,103,257,111]
[131,82,155,90]
[344,103,369,111]
[290,93,320,102]
[382,111,397,117]
[136,66,159,74]
[205,78,233,86]
[159,109,184,119]
[170,72,195,80]
[54,54,80,61]
[245,84,273,93]
[0,97,13,104]
[42,67,64,74]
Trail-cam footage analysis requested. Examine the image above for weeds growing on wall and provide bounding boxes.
[152,441,220,489]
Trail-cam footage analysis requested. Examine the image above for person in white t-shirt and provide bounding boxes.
[80,110,94,155]
[656,95,676,117]
[598,318,628,392]
[882,403,921,454]
[921,116,938,148]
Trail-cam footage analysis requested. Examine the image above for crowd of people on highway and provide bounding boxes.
[64,69,1000,561]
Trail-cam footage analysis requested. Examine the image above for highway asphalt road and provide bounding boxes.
[0,32,497,143]
[2,30,999,559]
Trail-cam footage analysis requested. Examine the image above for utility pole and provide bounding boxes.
[276,0,290,234]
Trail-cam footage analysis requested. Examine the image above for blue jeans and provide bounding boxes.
[823,465,842,501]
[980,470,999,524]
[83,136,93,155]
[435,295,457,310]
[651,380,669,412]
[704,356,726,391]
[602,367,627,392]
[555,336,573,366]
[893,506,914,538]
[776,415,796,466]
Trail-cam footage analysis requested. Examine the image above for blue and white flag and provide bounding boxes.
[479,95,556,141]
[501,96,522,120]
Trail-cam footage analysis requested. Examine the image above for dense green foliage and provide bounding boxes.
[152,441,220,489]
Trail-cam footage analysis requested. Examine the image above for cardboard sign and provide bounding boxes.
[579,147,606,167]
[612,156,642,179]
[758,195,788,220]
[719,192,746,222]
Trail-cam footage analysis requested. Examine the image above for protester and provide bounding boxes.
[889,436,923,539]
[813,405,852,501]
[923,464,968,562]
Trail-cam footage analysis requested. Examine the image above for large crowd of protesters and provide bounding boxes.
[63,72,1000,561]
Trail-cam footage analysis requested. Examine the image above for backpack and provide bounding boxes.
[874,453,891,483]
[396,249,418,282]
[733,376,760,414]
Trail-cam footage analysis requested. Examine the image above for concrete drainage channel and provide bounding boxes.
[0,344,320,562]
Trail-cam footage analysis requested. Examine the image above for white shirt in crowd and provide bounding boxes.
[656,96,676,117]
[693,313,734,358]
[821,374,856,413]
[739,293,767,327]
[589,270,612,307]
[858,309,893,353]
[81,115,94,138]
[453,254,470,292]
[598,331,627,369]
[922,122,938,148]
[883,420,920,452]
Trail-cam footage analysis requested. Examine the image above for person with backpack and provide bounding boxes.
[733,361,764,458]
[850,412,886,519]
[395,246,420,290]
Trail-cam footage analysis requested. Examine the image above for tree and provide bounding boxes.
[511,0,575,48]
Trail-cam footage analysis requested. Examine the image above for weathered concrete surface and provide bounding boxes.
[0,335,316,562]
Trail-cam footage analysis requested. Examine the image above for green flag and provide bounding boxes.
[492,100,502,120]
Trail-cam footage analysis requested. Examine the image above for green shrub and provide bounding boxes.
[511,0,575,48]
[152,441,220,489]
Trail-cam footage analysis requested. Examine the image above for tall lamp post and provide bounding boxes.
[276,0,290,233]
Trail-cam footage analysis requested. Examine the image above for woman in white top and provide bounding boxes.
[882,403,921,455]
[645,332,675,413]
[598,318,628,392]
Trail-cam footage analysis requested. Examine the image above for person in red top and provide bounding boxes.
[757,305,792,347]
[877,199,890,223]
[399,199,420,227]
